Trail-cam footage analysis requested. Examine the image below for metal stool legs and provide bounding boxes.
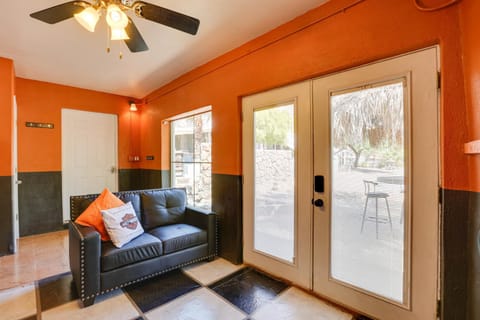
[360,195,392,239]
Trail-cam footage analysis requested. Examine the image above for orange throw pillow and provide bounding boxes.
[75,188,124,241]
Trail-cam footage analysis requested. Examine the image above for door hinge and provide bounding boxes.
[438,188,443,204]
[436,299,441,318]
[437,71,441,90]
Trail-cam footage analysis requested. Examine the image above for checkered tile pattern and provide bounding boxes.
[1,258,353,320]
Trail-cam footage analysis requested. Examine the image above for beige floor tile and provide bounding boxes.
[252,287,352,320]
[0,230,69,290]
[0,283,37,320]
[182,258,244,285]
[42,291,139,320]
[146,287,245,320]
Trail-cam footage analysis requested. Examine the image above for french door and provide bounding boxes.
[243,47,439,319]
[242,81,313,288]
[313,47,439,319]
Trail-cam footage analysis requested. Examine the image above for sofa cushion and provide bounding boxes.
[115,192,141,220]
[141,189,186,230]
[101,202,144,248]
[75,188,124,241]
[148,224,207,254]
[101,232,163,272]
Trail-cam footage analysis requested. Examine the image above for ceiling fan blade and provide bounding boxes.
[125,18,149,53]
[30,1,91,24]
[133,1,200,35]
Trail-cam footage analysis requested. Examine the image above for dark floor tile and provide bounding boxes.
[38,272,78,312]
[123,269,201,313]
[209,267,289,314]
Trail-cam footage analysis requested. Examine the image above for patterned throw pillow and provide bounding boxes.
[101,202,144,248]
[75,188,125,241]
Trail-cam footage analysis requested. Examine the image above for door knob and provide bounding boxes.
[313,199,324,207]
[15,180,22,185]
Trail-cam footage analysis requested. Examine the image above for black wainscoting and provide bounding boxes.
[0,176,13,255]
[467,191,480,319]
[441,189,469,320]
[119,169,142,191]
[212,173,243,264]
[142,169,163,189]
[119,169,167,191]
[18,171,63,236]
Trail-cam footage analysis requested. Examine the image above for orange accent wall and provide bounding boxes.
[15,78,137,172]
[0,58,14,176]
[143,0,468,190]
[460,0,480,192]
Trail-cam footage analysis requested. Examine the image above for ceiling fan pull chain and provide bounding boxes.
[106,24,111,53]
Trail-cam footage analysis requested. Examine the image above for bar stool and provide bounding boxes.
[360,180,393,239]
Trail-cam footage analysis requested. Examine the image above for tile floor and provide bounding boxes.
[0,231,354,320]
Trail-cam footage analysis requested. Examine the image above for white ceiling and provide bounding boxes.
[0,0,327,98]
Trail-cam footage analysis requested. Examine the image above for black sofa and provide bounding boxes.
[68,188,216,307]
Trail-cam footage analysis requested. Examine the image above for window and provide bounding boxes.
[171,112,212,209]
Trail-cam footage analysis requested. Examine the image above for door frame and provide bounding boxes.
[11,95,19,253]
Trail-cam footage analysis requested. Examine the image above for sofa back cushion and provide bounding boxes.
[115,192,141,220]
[70,192,141,222]
[141,188,186,230]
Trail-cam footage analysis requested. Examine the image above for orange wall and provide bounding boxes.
[143,0,468,190]
[0,58,14,176]
[460,0,480,192]
[15,78,138,172]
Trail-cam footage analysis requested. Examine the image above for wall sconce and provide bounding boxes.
[129,101,138,112]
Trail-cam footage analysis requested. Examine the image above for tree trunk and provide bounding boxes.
[347,144,363,168]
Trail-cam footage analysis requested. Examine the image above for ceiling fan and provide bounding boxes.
[30,0,200,53]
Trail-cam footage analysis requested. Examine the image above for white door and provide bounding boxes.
[62,109,118,222]
[242,81,313,288]
[11,96,19,252]
[312,47,439,319]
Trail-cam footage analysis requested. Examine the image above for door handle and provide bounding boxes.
[313,199,324,208]
[110,166,116,173]
[15,180,22,185]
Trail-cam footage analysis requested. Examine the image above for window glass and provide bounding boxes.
[171,112,212,209]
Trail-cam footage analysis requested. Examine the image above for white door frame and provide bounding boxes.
[11,95,19,252]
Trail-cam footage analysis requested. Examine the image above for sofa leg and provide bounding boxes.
[81,297,95,308]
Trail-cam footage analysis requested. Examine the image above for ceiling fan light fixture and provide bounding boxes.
[74,6,99,32]
[110,27,130,40]
[106,4,129,28]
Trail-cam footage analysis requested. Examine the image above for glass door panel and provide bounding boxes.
[330,81,407,303]
[253,104,295,263]
[243,80,311,289]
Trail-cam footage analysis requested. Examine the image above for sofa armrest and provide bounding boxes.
[69,221,101,305]
[185,206,217,257]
